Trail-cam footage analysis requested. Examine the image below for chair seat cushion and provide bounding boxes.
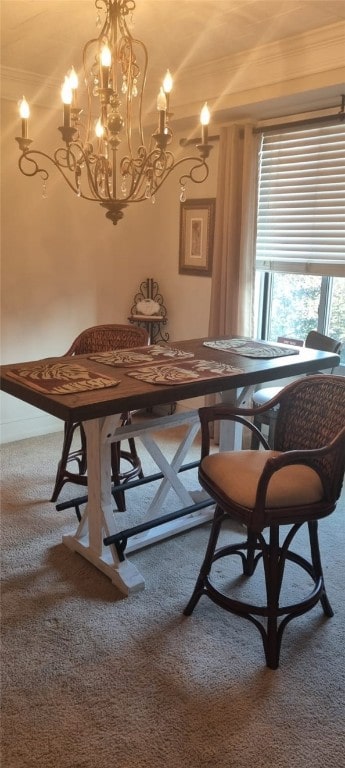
[253,387,282,407]
[201,450,323,509]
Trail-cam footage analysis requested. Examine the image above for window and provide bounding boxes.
[255,121,345,368]
[254,272,345,365]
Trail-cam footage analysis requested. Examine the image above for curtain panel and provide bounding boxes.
[209,124,259,339]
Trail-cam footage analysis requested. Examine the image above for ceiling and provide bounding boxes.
[2,0,345,123]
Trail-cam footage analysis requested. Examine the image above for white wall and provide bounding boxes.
[0,97,218,441]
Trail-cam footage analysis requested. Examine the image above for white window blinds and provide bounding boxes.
[256,122,345,277]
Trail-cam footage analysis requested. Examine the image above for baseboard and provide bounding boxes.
[0,415,63,444]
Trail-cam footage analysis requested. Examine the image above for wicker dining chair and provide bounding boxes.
[51,323,149,510]
[251,331,341,448]
[184,375,345,669]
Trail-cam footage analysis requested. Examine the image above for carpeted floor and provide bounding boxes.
[1,427,344,768]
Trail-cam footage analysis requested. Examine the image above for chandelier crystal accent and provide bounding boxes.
[15,0,213,225]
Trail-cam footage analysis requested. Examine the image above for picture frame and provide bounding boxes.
[179,198,216,276]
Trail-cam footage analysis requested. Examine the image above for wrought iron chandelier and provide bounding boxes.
[15,0,213,225]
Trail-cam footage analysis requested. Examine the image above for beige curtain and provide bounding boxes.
[209,124,259,339]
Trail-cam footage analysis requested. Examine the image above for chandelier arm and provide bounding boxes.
[95,0,109,26]
[17,150,87,197]
[83,37,102,144]
[119,149,209,203]
[90,154,108,198]
[54,144,102,199]
[144,156,209,199]
[17,151,49,181]
[17,148,103,200]
[80,150,111,201]
[178,157,210,187]
[137,41,148,148]
[120,145,149,199]
[17,147,111,203]
[125,163,148,200]
[126,37,148,150]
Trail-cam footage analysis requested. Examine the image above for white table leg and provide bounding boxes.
[63,415,146,595]
[63,409,219,595]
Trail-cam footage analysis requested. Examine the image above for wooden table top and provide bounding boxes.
[0,336,340,423]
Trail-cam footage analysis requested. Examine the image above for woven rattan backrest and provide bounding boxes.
[274,375,345,500]
[305,330,342,355]
[65,324,149,356]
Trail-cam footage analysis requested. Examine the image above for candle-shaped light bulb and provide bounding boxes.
[61,76,72,104]
[101,42,111,88]
[163,69,173,114]
[95,118,104,138]
[19,96,30,119]
[101,43,111,68]
[61,76,72,129]
[68,66,78,106]
[19,96,30,138]
[69,66,78,90]
[163,69,173,94]
[200,102,210,144]
[157,87,167,111]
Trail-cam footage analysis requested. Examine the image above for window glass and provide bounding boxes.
[256,271,345,368]
[266,272,321,343]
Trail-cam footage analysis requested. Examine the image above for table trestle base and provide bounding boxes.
[62,533,146,594]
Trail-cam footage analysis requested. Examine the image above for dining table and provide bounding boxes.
[0,335,340,596]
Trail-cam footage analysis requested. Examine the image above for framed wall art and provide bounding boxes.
[179,198,216,276]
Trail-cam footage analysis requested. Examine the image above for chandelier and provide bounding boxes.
[15,0,213,225]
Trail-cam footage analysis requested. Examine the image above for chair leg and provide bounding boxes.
[111,442,126,512]
[308,520,333,618]
[251,410,278,449]
[184,505,225,615]
[51,421,77,502]
[250,414,262,450]
[243,528,257,576]
[52,424,142,511]
[263,526,281,669]
[128,437,144,479]
[111,431,144,512]
[185,514,334,669]
[267,412,278,448]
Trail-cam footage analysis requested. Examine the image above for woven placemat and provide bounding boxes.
[89,345,194,367]
[6,361,120,395]
[204,338,299,358]
[126,359,243,386]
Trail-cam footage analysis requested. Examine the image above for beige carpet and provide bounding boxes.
[1,427,344,768]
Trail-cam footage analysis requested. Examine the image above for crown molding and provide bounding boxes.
[175,21,345,107]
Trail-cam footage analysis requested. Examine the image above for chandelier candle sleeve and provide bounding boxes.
[19,97,30,139]
[100,43,111,89]
[95,118,104,138]
[68,66,79,107]
[200,103,210,145]
[157,87,167,132]
[163,69,173,112]
[61,77,72,129]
